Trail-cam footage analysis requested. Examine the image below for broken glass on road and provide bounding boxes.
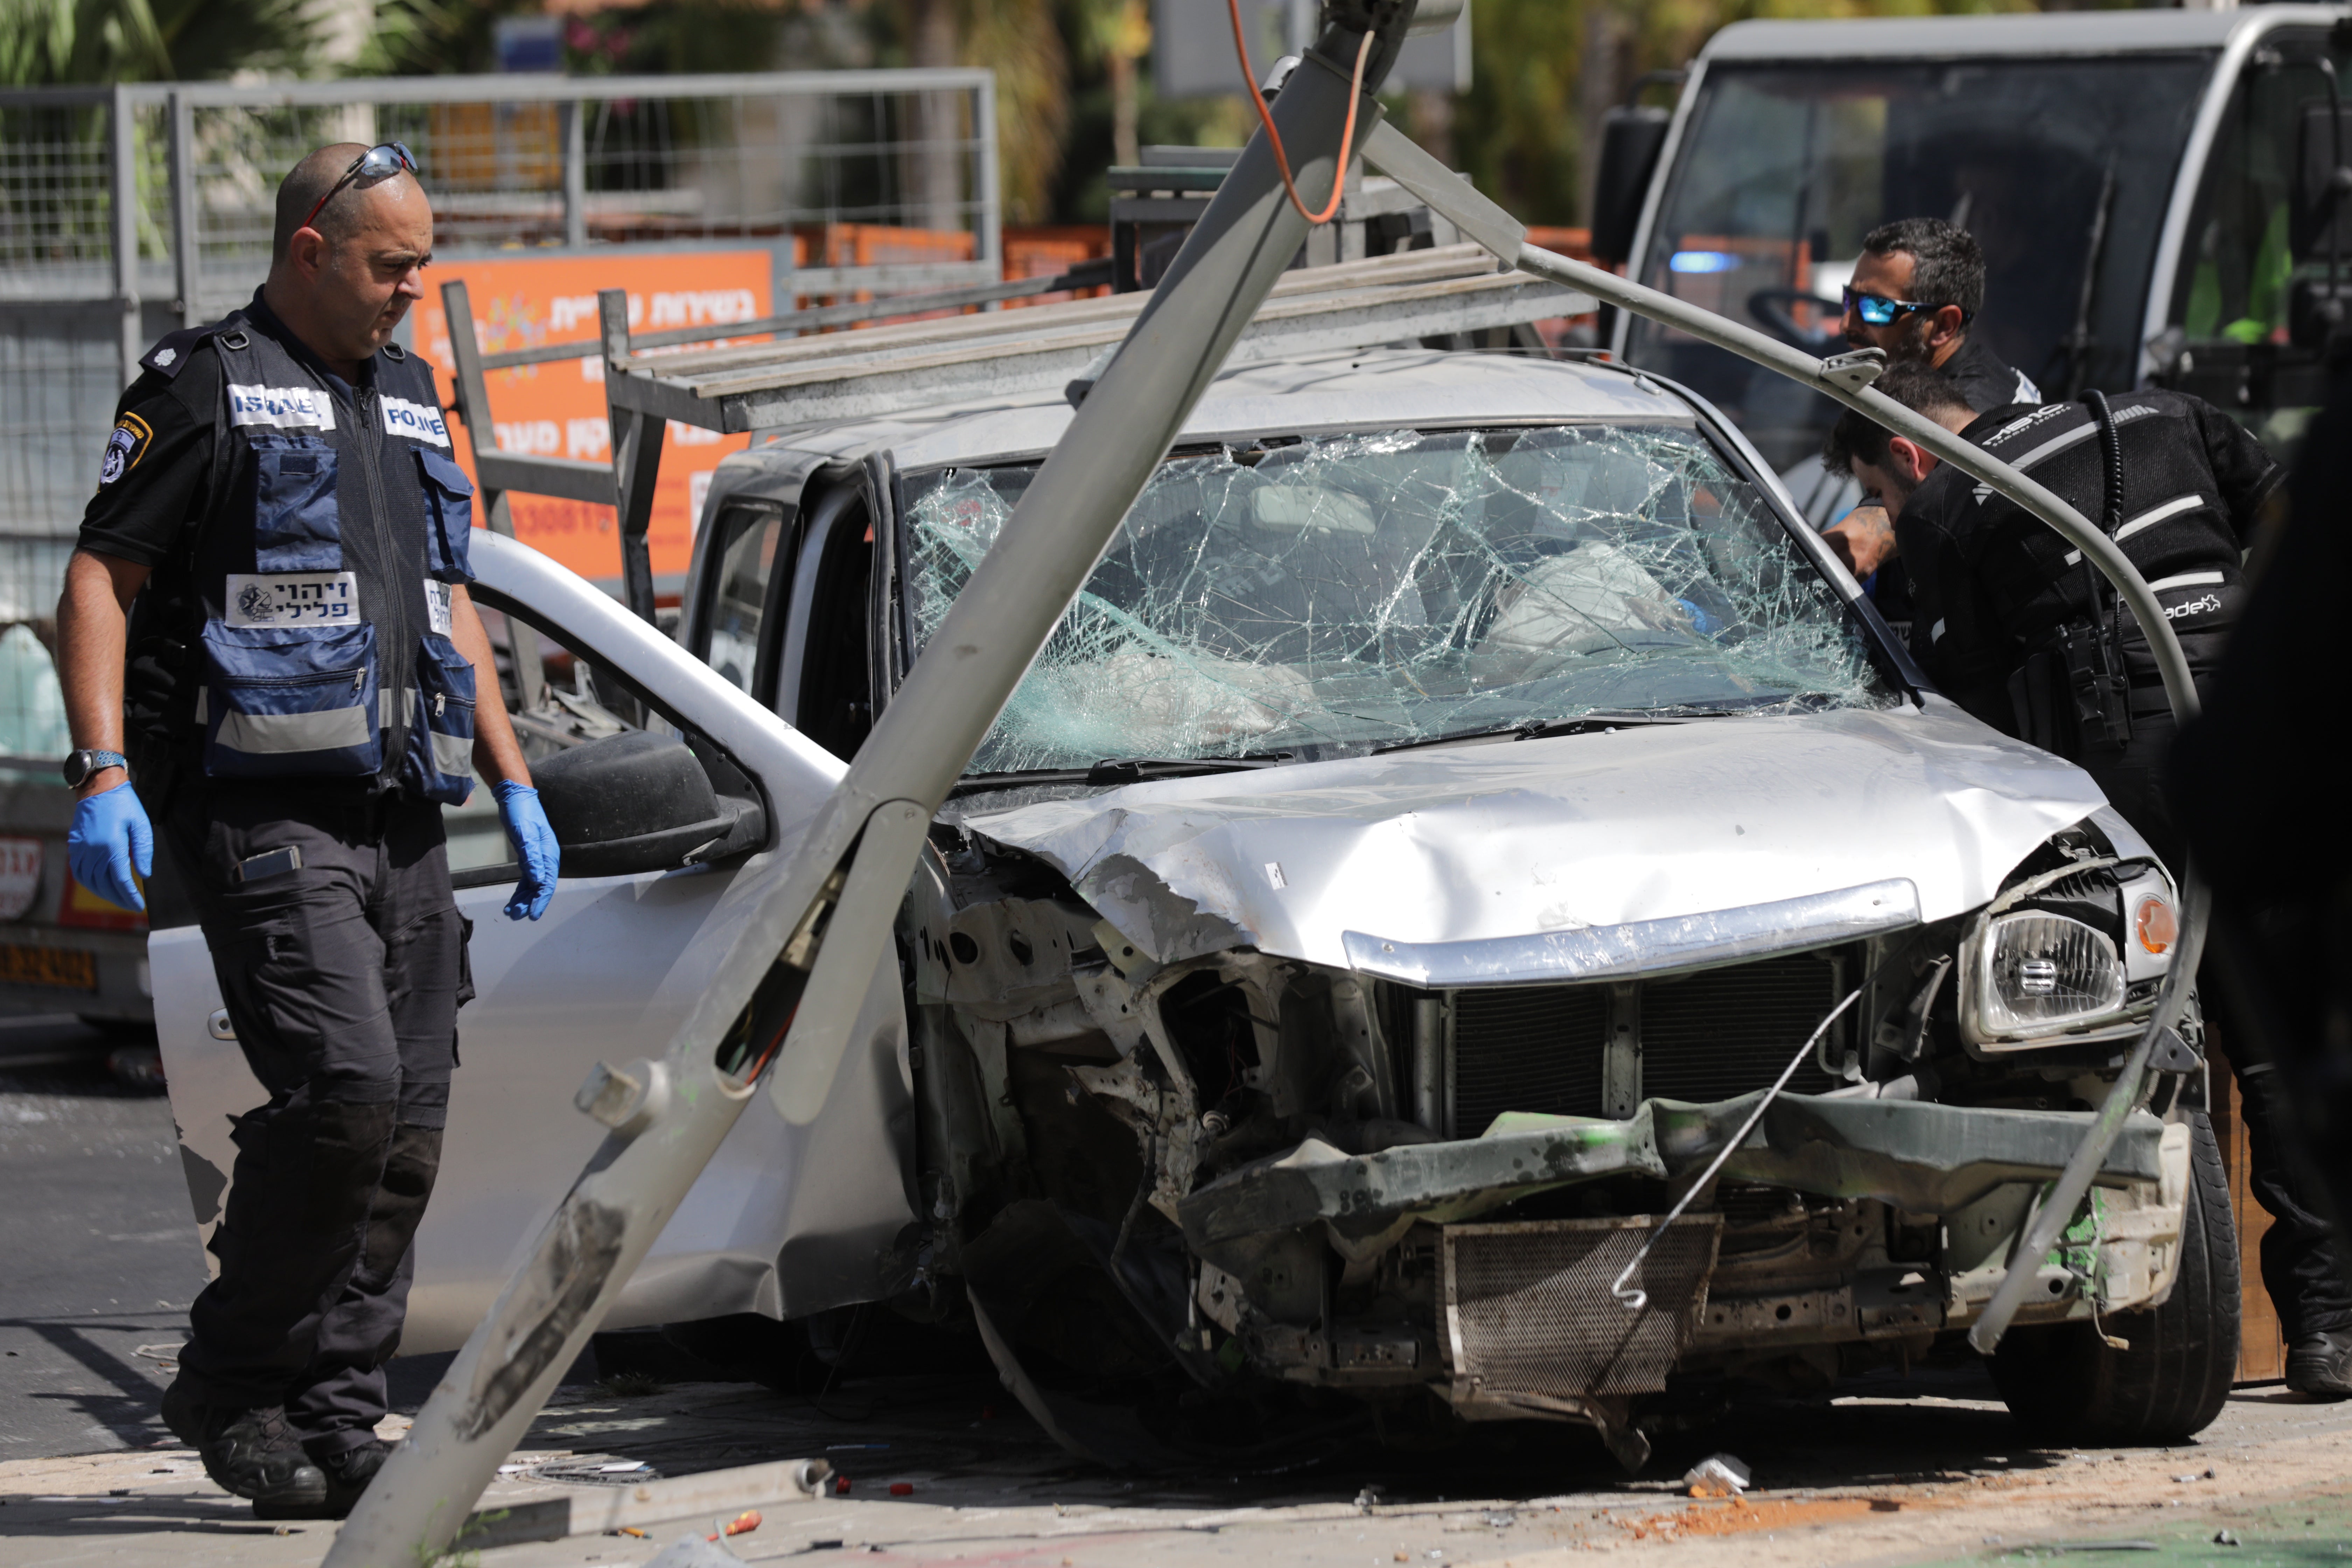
[903,424,1889,776]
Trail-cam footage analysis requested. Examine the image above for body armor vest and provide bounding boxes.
[185,307,478,803]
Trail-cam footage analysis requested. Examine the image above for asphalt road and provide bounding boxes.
[9,1001,2352,1568]
[0,1011,583,1464]
[0,1013,203,1460]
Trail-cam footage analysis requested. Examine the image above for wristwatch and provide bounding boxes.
[62,749,129,790]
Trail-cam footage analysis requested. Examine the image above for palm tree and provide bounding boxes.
[2,0,316,85]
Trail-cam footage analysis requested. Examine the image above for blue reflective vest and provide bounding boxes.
[162,302,479,804]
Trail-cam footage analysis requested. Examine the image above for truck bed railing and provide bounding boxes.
[440,243,1593,616]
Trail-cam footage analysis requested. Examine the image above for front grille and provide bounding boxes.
[1451,985,1606,1134]
[1639,953,1841,1102]
[1442,951,1844,1134]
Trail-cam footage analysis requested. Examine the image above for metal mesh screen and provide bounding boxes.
[177,90,987,302]
[0,300,180,618]
[0,101,113,285]
[1639,952,1841,1102]
[0,73,997,615]
[1452,985,1608,1134]
[1445,1216,1722,1398]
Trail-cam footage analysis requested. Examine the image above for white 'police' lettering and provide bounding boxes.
[227,384,336,432]
[380,397,450,447]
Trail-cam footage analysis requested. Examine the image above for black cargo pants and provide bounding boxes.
[2077,704,2352,1340]
[164,782,469,1457]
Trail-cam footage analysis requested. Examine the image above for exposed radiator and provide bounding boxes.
[1444,1216,1723,1399]
[1445,951,1843,1135]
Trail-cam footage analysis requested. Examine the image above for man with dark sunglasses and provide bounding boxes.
[53,144,560,1518]
[1825,218,2041,588]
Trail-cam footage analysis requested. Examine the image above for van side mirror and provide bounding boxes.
[2290,99,2352,263]
[1591,104,1672,267]
[533,729,765,877]
[2290,100,2352,350]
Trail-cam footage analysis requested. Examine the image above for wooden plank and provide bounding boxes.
[2209,1030,2288,1382]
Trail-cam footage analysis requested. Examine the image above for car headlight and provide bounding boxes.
[1976,913,2123,1036]
[1959,848,2176,1051]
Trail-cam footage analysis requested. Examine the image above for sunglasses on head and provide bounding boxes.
[300,142,419,232]
[1841,285,1970,329]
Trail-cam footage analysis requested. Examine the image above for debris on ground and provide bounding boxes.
[1686,1453,1754,1498]
[647,1532,743,1567]
[709,1508,761,1540]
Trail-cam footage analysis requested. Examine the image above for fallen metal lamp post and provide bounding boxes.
[328,11,2204,1556]
[1356,126,2209,1358]
[322,5,1426,1563]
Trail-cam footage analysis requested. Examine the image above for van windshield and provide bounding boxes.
[1626,54,2214,474]
[901,424,1891,776]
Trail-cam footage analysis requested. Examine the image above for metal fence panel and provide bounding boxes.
[0,70,999,619]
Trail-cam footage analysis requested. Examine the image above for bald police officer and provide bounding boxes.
[54,145,563,1516]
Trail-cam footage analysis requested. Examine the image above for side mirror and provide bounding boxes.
[2290,99,2352,263]
[533,730,764,877]
[1591,104,1671,267]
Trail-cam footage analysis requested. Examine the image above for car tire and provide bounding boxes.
[1990,1110,2239,1446]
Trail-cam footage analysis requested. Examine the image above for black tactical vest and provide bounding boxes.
[155,301,478,804]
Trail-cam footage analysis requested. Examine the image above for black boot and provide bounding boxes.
[160,1379,327,1512]
[251,1436,394,1521]
[2287,1329,2352,1400]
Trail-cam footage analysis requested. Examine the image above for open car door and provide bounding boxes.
[152,532,920,1351]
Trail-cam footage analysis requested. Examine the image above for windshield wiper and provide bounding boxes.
[948,752,1292,798]
[1371,711,1714,756]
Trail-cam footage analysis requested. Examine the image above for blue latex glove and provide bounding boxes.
[493,779,559,921]
[67,779,152,913]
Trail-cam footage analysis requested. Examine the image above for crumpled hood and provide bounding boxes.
[962,697,2108,975]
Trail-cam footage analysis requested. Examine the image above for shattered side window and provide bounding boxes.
[903,425,1890,774]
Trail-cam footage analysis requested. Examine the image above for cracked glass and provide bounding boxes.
[902,424,1891,775]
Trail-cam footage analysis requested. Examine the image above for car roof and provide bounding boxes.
[724,349,1699,484]
[1700,5,2339,62]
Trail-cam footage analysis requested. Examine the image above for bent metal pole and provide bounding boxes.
[1507,244,2202,726]
[1362,121,2211,1354]
[1499,241,2207,1355]
[321,8,1419,1566]
[1356,119,2201,730]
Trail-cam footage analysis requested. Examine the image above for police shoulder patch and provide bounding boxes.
[97,413,153,488]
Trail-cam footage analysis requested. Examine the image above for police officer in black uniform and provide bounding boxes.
[1823,363,2352,1399]
[53,144,562,1516]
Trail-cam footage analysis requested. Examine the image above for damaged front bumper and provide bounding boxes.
[1178,1092,2189,1407]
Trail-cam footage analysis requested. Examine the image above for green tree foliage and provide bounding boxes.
[1,0,317,85]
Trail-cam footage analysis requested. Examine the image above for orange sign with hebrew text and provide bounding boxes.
[412,251,776,586]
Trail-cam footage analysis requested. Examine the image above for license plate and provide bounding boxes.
[0,943,98,991]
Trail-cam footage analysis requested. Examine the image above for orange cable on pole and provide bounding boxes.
[1227,0,1374,226]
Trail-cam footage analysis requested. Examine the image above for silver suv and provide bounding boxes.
[159,346,2227,1470]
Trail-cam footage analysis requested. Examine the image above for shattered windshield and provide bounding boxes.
[902,424,1890,775]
